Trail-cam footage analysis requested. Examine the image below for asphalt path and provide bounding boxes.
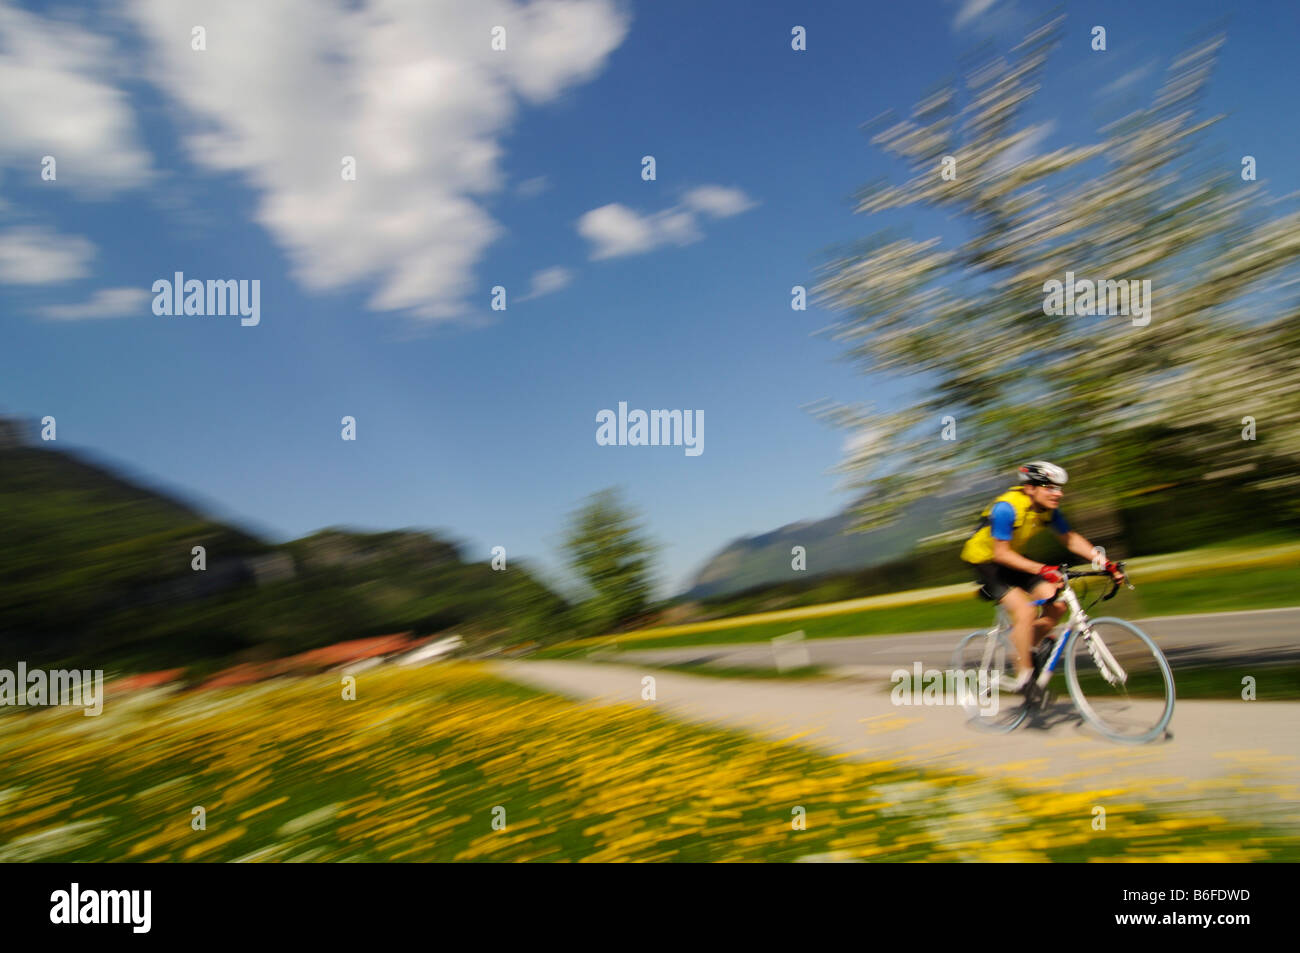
[492,655,1300,828]
[492,608,1300,828]
[600,606,1300,674]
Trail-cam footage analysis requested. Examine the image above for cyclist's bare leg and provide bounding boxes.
[998,586,1038,679]
[1029,581,1066,645]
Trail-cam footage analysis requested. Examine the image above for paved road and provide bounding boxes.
[492,658,1300,827]
[600,606,1300,674]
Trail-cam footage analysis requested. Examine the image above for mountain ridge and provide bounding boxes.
[681,481,1002,600]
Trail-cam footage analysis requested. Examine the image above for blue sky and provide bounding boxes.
[2,0,1298,597]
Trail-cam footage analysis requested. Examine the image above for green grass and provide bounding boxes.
[1140,664,1300,701]
[1117,564,1300,616]
[539,560,1298,657]
[536,601,981,656]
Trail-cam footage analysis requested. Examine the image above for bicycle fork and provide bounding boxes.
[1079,626,1126,686]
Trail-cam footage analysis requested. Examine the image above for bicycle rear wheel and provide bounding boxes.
[951,629,1029,732]
[1065,617,1174,744]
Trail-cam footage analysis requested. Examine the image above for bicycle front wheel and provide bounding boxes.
[1065,617,1174,744]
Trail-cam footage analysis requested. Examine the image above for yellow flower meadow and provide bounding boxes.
[0,662,1294,862]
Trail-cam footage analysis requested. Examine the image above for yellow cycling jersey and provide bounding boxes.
[960,487,1069,564]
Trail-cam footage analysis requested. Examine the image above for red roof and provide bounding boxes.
[197,633,421,689]
[107,668,186,693]
[289,633,417,667]
[104,634,431,694]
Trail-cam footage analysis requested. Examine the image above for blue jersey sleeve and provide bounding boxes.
[989,501,1016,540]
[1050,509,1070,533]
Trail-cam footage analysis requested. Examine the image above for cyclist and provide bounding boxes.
[960,461,1124,694]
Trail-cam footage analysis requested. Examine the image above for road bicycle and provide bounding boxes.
[950,562,1175,743]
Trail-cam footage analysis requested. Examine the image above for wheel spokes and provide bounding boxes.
[952,630,1029,732]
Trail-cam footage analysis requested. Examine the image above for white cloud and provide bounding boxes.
[682,185,755,218]
[577,184,756,260]
[847,426,878,452]
[577,203,698,259]
[0,226,96,284]
[518,265,572,301]
[952,0,999,30]
[578,204,656,258]
[1099,65,1154,96]
[516,175,550,198]
[125,0,630,322]
[989,120,1057,174]
[842,427,882,459]
[39,286,150,320]
[0,2,153,193]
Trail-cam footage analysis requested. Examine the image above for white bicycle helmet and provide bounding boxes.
[1018,460,1068,485]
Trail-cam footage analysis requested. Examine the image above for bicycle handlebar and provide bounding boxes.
[1055,560,1133,601]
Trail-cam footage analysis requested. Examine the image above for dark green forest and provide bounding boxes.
[0,441,570,673]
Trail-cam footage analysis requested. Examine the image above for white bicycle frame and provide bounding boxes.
[991,579,1127,693]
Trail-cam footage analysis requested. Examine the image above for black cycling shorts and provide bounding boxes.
[971,561,1041,601]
